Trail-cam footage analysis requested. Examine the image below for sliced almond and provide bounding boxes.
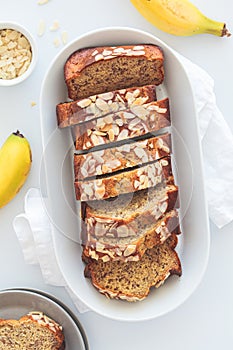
[123,245,136,257]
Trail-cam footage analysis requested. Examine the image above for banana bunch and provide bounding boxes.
[0,131,32,208]
[130,0,231,37]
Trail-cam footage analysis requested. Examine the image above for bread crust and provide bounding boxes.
[56,85,157,128]
[74,133,171,180]
[85,183,179,231]
[75,156,172,201]
[73,98,170,151]
[82,209,181,262]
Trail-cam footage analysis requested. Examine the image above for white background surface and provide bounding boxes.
[0,1,233,349]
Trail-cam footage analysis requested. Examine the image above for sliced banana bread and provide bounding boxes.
[73,98,170,151]
[83,233,182,301]
[0,311,65,350]
[64,44,164,100]
[75,156,172,201]
[74,133,171,180]
[82,180,178,237]
[56,85,157,128]
[82,209,180,262]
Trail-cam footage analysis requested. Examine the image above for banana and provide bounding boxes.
[130,0,231,37]
[0,130,32,208]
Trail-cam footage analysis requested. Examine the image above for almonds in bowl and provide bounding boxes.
[0,22,38,86]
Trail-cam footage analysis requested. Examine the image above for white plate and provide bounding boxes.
[0,289,88,349]
[39,27,210,321]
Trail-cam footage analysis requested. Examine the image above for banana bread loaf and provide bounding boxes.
[83,233,182,301]
[73,98,170,151]
[56,85,157,128]
[64,44,164,100]
[75,156,172,201]
[0,311,65,350]
[74,133,171,180]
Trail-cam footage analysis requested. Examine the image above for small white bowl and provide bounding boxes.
[0,21,38,86]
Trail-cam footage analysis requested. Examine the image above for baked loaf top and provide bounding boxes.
[75,156,172,201]
[74,133,171,180]
[73,98,170,151]
[56,85,157,128]
[82,209,180,262]
[64,44,164,100]
[84,233,182,301]
[0,311,65,350]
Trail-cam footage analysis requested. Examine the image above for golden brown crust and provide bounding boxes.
[82,209,181,262]
[84,183,179,225]
[56,85,157,128]
[74,98,170,151]
[64,44,164,100]
[74,156,172,201]
[74,133,171,180]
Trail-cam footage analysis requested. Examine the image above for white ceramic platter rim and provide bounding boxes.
[39,26,210,321]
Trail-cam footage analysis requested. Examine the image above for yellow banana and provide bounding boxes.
[0,130,32,208]
[130,0,231,37]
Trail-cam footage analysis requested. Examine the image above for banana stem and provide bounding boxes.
[13,130,24,138]
[222,24,231,37]
[202,17,231,37]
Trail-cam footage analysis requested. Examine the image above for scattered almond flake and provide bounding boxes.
[31,101,37,107]
[53,37,60,48]
[91,49,99,56]
[38,20,46,37]
[37,0,49,5]
[49,20,60,32]
[61,31,68,45]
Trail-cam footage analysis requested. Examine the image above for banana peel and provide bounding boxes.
[0,130,32,208]
[130,0,231,37]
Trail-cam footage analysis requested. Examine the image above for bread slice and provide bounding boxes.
[56,85,157,128]
[73,98,170,151]
[82,208,180,262]
[0,311,65,350]
[83,233,182,301]
[74,133,171,180]
[82,180,179,237]
[64,44,164,100]
[75,156,172,201]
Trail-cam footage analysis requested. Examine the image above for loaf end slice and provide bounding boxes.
[64,44,164,100]
[84,234,182,301]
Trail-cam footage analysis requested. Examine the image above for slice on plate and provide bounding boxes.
[0,311,65,350]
